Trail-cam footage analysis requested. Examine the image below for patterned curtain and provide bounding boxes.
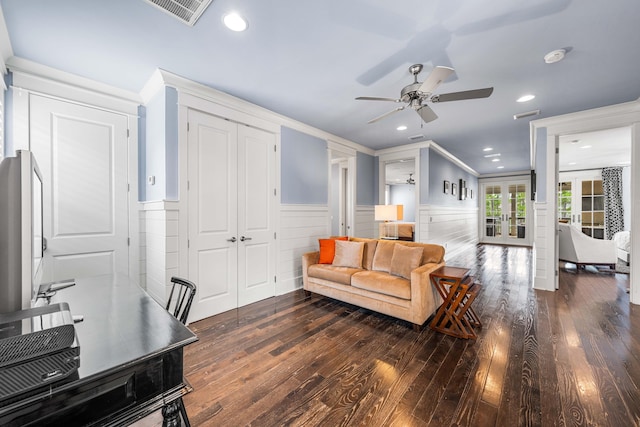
[602,167,624,240]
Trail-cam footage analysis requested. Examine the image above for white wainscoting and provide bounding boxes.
[418,205,479,261]
[142,201,180,305]
[354,205,376,239]
[278,205,329,295]
[533,202,555,290]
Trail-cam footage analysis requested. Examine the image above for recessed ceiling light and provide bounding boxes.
[484,153,501,158]
[483,147,493,152]
[517,94,535,103]
[497,166,505,169]
[492,158,500,162]
[580,145,592,149]
[544,49,566,64]
[396,125,407,131]
[223,12,248,31]
[568,162,577,165]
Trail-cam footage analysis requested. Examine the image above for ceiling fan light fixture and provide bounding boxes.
[223,12,248,31]
[544,49,566,64]
[483,147,493,152]
[396,125,407,131]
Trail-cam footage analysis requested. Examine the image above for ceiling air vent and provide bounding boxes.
[143,0,213,26]
[408,134,425,142]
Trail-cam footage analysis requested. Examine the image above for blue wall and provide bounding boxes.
[165,87,179,200]
[142,87,179,202]
[356,152,375,205]
[280,127,327,204]
[535,127,547,202]
[424,147,478,207]
[390,184,416,221]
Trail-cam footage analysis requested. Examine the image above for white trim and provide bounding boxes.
[279,204,330,212]
[375,140,479,177]
[7,57,141,114]
[141,200,181,211]
[0,7,13,66]
[531,99,640,296]
[428,141,479,177]
[141,68,371,154]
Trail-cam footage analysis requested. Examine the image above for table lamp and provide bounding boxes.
[374,204,403,239]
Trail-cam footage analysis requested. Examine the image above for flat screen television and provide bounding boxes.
[0,150,45,314]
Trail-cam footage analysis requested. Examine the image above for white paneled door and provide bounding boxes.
[187,110,276,321]
[30,94,130,281]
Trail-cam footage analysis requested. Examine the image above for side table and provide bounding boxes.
[429,266,482,339]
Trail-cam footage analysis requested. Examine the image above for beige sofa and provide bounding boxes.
[302,237,445,327]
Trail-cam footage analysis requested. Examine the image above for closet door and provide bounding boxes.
[187,110,276,320]
[237,125,276,306]
[30,94,130,281]
[188,110,239,320]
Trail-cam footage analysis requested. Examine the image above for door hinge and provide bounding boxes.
[187,181,190,191]
[127,129,130,138]
[127,183,130,192]
[273,188,277,196]
[188,239,190,248]
[274,145,277,152]
[274,232,277,239]
[127,237,130,246]
[555,147,559,154]
[187,122,190,132]
[274,276,277,283]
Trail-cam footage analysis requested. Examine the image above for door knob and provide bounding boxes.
[227,237,237,242]
[240,236,252,241]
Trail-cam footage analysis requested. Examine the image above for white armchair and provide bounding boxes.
[558,223,616,271]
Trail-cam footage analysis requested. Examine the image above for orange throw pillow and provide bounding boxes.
[318,236,348,264]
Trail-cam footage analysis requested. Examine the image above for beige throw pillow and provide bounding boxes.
[372,240,396,272]
[332,240,365,269]
[390,244,423,279]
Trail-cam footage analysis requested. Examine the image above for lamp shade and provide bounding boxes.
[374,205,403,221]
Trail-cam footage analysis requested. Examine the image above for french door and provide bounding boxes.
[482,180,530,245]
[558,171,605,239]
[30,94,130,281]
[187,110,276,321]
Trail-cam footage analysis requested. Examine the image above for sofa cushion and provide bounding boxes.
[308,264,362,285]
[350,238,378,270]
[390,244,423,279]
[351,270,411,300]
[372,240,396,272]
[333,240,365,268]
[318,236,348,264]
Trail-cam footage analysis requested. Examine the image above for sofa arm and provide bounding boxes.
[410,262,445,320]
[302,251,320,289]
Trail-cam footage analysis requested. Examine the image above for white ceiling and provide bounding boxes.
[559,127,631,172]
[1,0,639,175]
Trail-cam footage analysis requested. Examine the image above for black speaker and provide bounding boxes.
[0,302,80,402]
[0,303,76,366]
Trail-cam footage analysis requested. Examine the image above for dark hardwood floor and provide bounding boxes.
[138,244,638,426]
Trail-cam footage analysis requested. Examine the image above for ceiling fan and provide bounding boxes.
[356,64,493,124]
[407,173,415,185]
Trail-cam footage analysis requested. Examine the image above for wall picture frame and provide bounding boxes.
[443,180,450,194]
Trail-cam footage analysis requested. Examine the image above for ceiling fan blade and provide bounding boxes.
[418,66,455,93]
[368,106,405,124]
[431,87,494,103]
[417,104,438,123]
[356,96,401,102]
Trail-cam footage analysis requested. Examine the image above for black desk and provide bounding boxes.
[0,274,197,426]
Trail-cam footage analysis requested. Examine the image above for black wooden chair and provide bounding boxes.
[166,276,196,325]
[164,276,197,427]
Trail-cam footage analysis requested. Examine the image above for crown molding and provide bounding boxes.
[141,68,373,155]
[7,56,141,114]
